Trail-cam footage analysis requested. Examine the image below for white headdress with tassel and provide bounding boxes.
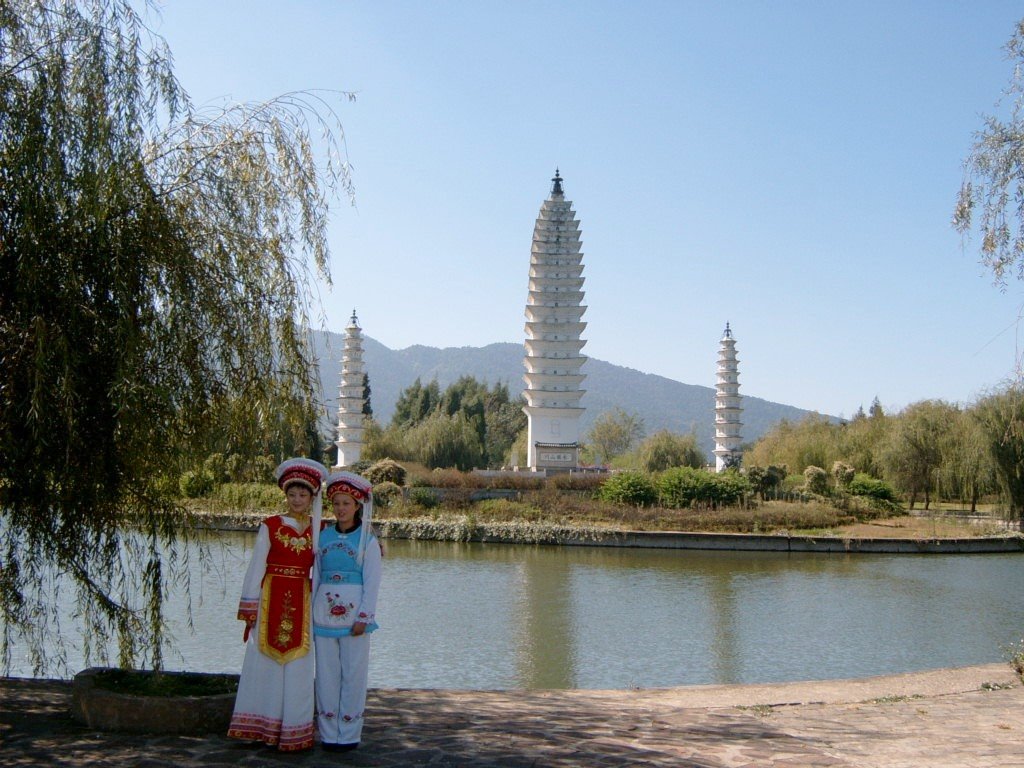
[324,471,374,565]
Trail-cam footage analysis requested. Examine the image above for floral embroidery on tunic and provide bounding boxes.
[325,591,356,619]
[275,526,311,554]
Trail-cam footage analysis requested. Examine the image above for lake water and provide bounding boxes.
[8,532,1024,689]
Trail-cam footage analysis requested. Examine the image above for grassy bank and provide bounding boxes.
[186,492,1017,541]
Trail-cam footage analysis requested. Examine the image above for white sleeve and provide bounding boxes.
[237,522,270,618]
[356,536,383,624]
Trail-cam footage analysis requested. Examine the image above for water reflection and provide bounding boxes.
[708,575,739,683]
[513,552,575,688]
[7,533,1024,690]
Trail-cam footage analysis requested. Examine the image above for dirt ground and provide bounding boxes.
[835,514,1015,538]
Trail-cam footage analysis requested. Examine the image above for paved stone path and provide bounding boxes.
[2,664,1021,767]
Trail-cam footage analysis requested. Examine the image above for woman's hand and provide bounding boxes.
[350,621,367,637]
[243,617,256,642]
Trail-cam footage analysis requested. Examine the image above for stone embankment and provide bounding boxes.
[195,511,1024,554]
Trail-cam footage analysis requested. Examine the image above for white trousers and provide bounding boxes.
[314,633,371,745]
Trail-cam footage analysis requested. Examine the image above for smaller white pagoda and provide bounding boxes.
[713,323,743,472]
[333,309,367,470]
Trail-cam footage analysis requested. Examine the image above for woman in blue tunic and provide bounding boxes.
[313,471,382,752]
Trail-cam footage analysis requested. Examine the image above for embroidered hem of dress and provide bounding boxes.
[228,716,315,751]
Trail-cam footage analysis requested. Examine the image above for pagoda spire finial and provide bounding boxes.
[551,168,564,197]
[723,321,732,339]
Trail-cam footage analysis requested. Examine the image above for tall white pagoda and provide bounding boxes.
[332,309,367,470]
[522,170,588,472]
[713,322,743,472]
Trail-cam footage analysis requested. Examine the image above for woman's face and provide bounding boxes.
[285,485,313,516]
[331,492,360,529]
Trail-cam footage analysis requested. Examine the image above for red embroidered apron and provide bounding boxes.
[258,516,313,663]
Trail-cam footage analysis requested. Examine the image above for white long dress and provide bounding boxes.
[227,515,316,751]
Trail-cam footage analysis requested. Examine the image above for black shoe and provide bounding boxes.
[322,742,359,752]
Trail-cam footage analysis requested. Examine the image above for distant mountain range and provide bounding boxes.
[312,332,824,455]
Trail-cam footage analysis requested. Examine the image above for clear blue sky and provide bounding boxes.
[148,0,1024,419]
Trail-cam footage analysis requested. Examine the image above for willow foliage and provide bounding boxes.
[954,18,1024,285]
[0,0,353,673]
[973,386,1024,523]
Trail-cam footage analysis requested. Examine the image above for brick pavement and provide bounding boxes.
[1,664,1021,767]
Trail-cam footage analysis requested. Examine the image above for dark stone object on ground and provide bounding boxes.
[71,667,238,735]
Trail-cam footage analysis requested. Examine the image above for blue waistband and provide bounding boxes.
[320,569,363,585]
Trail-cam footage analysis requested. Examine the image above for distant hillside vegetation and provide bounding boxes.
[312,333,825,455]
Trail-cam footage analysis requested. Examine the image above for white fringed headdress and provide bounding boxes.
[324,470,374,565]
[274,457,329,550]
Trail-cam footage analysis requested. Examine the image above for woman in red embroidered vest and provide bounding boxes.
[227,457,328,751]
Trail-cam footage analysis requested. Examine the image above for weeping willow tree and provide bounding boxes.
[953,18,1024,529]
[0,0,353,673]
[972,386,1024,528]
[954,18,1024,288]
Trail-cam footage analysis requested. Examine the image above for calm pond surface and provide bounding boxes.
[10,532,1024,689]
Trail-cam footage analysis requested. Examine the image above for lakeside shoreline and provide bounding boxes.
[2,660,1016,703]
[193,511,1024,554]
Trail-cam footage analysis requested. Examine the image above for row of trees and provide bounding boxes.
[352,385,707,474]
[354,378,1023,521]
[360,377,526,470]
[540,406,706,471]
[745,388,1024,517]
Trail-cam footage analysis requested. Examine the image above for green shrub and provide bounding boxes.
[153,474,178,497]
[803,465,829,495]
[657,467,750,509]
[407,473,433,487]
[637,430,706,472]
[745,464,788,500]
[409,487,440,509]
[373,480,403,508]
[712,471,751,507]
[366,458,407,486]
[598,471,657,507]
[202,453,229,484]
[658,467,709,508]
[347,459,374,476]
[179,469,215,498]
[831,461,855,489]
[214,482,282,510]
[842,493,902,519]
[848,473,898,503]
